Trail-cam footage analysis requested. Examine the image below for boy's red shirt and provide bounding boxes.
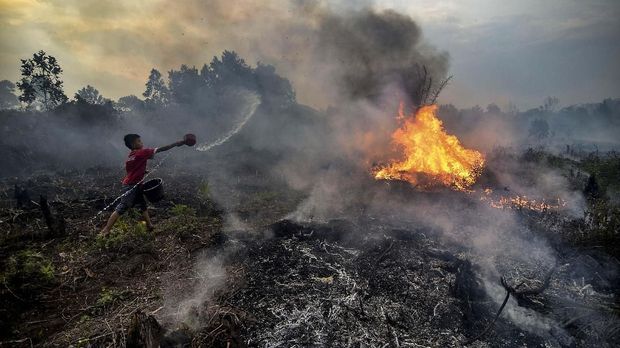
[122,148,156,185]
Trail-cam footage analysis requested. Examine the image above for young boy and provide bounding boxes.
[99,134,185,236]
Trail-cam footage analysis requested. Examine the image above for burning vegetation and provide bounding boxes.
[373,104,485,190]
[480,188,568,213]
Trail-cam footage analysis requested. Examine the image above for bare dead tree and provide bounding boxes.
[429,75,453,105]
[409,64,453,110]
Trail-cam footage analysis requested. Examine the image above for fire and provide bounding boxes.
[480,188,567,212]
[373,104,485,190]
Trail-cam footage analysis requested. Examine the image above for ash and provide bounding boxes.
[208,213,617,347]
[228,220,463,347]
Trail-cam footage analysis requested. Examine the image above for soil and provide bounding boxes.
[0,163,618,347]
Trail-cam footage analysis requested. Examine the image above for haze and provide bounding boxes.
[1,0,618,109]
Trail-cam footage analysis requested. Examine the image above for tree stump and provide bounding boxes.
[14,184,31,207]
[126,310,163,348]
[39,195,66,237]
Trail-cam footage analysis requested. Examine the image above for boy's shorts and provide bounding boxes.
[115,184,147,214]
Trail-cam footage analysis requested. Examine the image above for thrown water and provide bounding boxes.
[196,94,260,152]
[92,94,260,223]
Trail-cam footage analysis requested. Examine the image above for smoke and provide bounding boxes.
[146,1,449,108]
[196,91,260,152]
[316,10,449,103]
[2,1,617,343]
[160,247,231,329]
[438,101,620,155]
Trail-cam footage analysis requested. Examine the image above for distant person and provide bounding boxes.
[99,134,187,236]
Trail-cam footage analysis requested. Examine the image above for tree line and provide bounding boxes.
[0,50,295,113]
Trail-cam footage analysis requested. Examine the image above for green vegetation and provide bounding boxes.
[95,287,127,309]
[198,181,210,200]
[253,190,279,202]
[580,153,620,194]
[197,181,219,215]
[520,147,577,169]
[167,203,199,237]
[560,152,620,256]
[161,202,223,239]
[579,154,620,253]
[2,249,55,296]
[171,203,196,217]
[95,214,151,250]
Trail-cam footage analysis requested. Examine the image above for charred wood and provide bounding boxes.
[126,310,163,348]
[13,184,31,208]
[39,195,65,237]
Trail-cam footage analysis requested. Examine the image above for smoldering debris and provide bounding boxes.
[2,149,619,346]
[186,212,618,347]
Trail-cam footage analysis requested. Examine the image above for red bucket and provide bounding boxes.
[184,133,196,146]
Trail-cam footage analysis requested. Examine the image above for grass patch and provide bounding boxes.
[159,214,203,239]
[2,249,55,297]
[160,202,222,240]
[253,190,279,202]
[95,287,127,309]
[520,147,577,169]
[171,204,196,217]
[95,213,151,250]
[198,181,210,200]
[580,153,620,194]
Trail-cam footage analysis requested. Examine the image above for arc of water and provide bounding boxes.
[92,94,260,224]
[196,95,260,152]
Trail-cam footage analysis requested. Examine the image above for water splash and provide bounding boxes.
[196,93,260,152]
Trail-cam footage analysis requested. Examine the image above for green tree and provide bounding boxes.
[116,95,144,112]
[0,80,19,109]
[207,50,254,89]
[75,85,109,105]
[16,50,68,110]
[168,65,203,105]
[255,62,295,107]
[143,68,169,108]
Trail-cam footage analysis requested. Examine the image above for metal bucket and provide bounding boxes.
[142,178,164,203]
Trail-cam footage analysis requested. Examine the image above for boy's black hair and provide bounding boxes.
[124,134,140,149]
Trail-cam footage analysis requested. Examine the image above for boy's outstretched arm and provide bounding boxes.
[156,139,185,153]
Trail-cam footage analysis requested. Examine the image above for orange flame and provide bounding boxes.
[480,188,567,212]
[373,104,485,190]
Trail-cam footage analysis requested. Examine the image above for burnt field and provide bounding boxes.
[1,13,619,346]
[1,147,619,347]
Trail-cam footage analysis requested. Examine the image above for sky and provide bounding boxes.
[0,0,618,110]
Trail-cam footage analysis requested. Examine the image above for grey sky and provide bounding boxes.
[389,0,620,108]
[1,0,618,109]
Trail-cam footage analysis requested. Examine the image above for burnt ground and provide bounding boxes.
[1,163,619,347]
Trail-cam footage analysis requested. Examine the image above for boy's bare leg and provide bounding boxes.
[142,210,154,231]
[100,211,120,236]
